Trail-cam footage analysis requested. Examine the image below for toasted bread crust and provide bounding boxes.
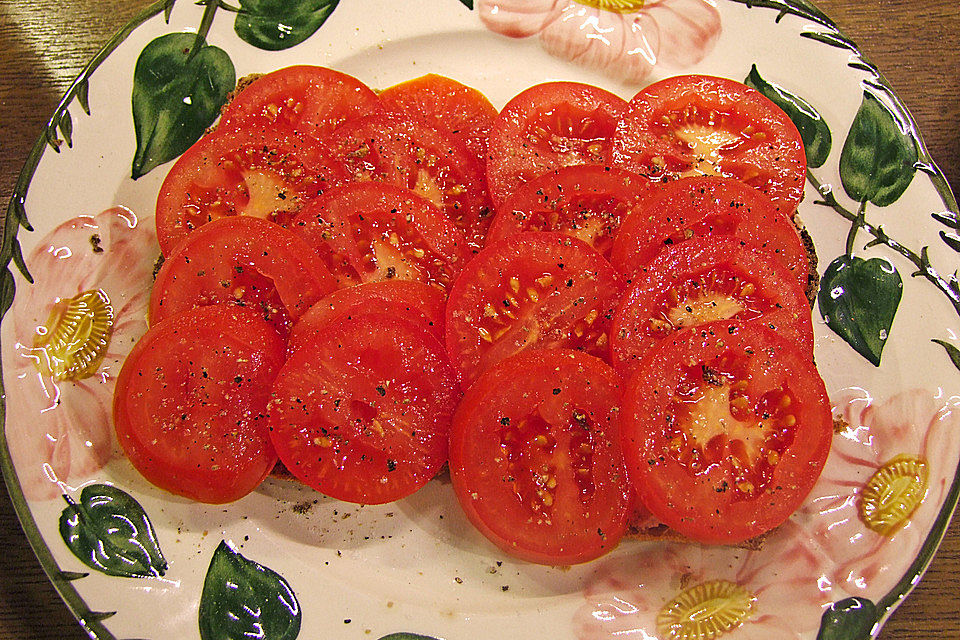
[624,510,768,551]
[205,73,265,135]
[795,213,820,306]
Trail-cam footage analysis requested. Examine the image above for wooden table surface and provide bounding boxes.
[1,1,958,638]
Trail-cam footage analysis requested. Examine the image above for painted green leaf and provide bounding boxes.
[933,339,960,372]
[59,484,167,578]
[940,230,960,253]
[77,79,91,115]
[818,255,902,366]
[131,32,235,179]
[839,91,918,206]
[378,634,442,640]
[199,541,301,640]
[59,110,74,148]
[745,64,831,168]
[933,209,959,230]
[234,0,338,51]
[458,0,475,8]
[816,597,877,640]
[800,29,856,51]
[0,268,17,318]
[723,0,835,29]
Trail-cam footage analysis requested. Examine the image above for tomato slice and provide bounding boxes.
[325,112,491,250]
[610,75,806,215]
[445,231,623,387]
[449,349,630,565]
[288,280,446,353]
[620,320,832,544]
[610,176,811,296]
[218,65,380,140]
[379,73,498,165]
[610,236,814,380]
[291,182,470,289]
[113,305,286,503]
[156,126,346,256]
[486,164,651,259]
[486,82,627,208]
[268,313,461,505]
[150,216,336,337]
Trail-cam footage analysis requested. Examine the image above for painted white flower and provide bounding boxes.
[571,387,960,639]
[479,0,722,83]
[573,519,837,639]
[794,388,960,600]
[3,207,157,499]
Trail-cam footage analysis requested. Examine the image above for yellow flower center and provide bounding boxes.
[574,0,647,13]
[34,289,114,381]
[859,454,928,536]
[658,579,755,640]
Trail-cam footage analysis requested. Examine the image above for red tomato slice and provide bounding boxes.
[325,112,491,250]
[610,176,811,295]
[620,320,832,544]
[610,75,806,215]
[486,164,651,259]
[449,349,630,565]
[156,126,346,256]
[113,305,286,503]
[486,82,627,209]
[288,280,446,353]
[379,73,498,165]
[218,65,380,140]
[268,313,461,505]
[291,182,470,289]
[610,236,814,381]
[150,216,336,337]
[445,232,623,387]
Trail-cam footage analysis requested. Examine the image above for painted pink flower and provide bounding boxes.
[793,388,960,601]
[574,520,837,639]
[571,387,960,639]
[479,0,721,83]
[3,207,157,500]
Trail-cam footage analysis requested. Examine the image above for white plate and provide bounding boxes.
[2,1,959,639]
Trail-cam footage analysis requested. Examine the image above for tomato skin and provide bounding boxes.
[218,65,380,140]
[291,182,470,290]
[325,112,491,250]
[288,280,447,354]
[445,231,624,387]
[449,349,630,565]
[486,82,627,209]
[610,175,810,295]
[620,320,832,544]
[486,164,651,259]
[268,313,461,505]
[156,126,346,256]
[610,236,814,380]
[150,216,336,334]
[610,75,806,215]
[379,73,499,164]
[113,305,286,504]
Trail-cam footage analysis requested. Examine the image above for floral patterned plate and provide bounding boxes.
[2,1,959,639]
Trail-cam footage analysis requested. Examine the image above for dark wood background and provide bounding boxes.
[1,1,958,638]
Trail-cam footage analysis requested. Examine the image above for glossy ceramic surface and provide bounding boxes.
[1,1,959,639]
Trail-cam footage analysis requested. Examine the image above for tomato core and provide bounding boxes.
[525,105,615,162]
[654,267,766,334]
[658,106,757,180]
[501,406,602,516]
[668,360,796,499]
